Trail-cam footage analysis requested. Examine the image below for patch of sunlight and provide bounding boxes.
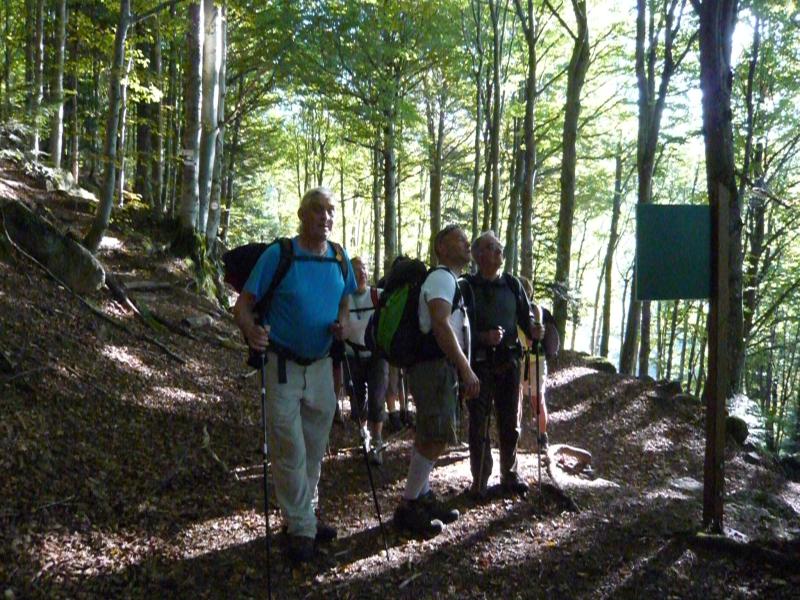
[28,529,163,577]
[101,344,153,377]
[98,236,123,250]
[176,512,262,559]
[546,366,596,390]
[549,400,592,424]
[644,488,691,501]
[151,385,199,404]
[627,421,674,453]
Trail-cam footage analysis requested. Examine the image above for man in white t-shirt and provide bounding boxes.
[344,257,389,464]
[394,224,480,537]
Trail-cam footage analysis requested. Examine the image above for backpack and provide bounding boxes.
[223,236,348,331]
[365,259,462,367]
[540,306,560,358]
[461,272,560,358]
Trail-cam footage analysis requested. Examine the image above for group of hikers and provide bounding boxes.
[232,187,550,564]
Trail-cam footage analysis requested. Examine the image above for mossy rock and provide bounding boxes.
[726,415,749,445]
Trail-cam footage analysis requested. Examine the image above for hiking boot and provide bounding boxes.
[418,490,459,524]
[286,535,316,563]
[368,442,384,466]
[401,409,415,428]
[315,521,337,544]
[386,411,403,433]
[501,472,530,496]
[467,480,488,501]
[394,499,444,536]
[538,432,549,451]
[281,522,337,544]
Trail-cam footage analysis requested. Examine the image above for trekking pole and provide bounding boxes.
[342,353,391,562]
[259,352,273,600]
[528,342,542,505]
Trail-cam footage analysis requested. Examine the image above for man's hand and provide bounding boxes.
[481,326,505,346]
[330,320,346,341]
[528,322,544,343]
[460,365,480,400]
[243,323,270,351]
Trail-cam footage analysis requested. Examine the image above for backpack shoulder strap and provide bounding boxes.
[253,237,294,320]
[329,241,348,282]
[370,286,379,307]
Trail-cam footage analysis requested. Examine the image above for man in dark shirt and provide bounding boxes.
[461,231,543,498]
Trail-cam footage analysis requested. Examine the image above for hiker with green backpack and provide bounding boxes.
[232,187,356,564]
[379,224,480,536]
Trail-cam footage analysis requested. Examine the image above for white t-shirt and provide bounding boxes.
[418,268,469,352]
[346,287,380,355]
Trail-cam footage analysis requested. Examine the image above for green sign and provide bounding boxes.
[636,204,711,300]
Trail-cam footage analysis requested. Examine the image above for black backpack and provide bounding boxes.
[366,260,462,367]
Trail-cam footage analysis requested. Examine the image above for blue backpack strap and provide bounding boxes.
[253,237,293,321]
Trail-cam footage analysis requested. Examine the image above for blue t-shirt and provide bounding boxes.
[244,238,356,359]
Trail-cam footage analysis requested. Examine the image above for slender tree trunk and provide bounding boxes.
[68,35,79,183]
[84,0,132,252]
[678,301,690,382]
[666,300,679,379]
[515,0,537,281]
[48,0,66,169]
[30,0,44,154]
[600,148,623,357]
[552,0,590,342]
[176,2,204,247]
[2,0,10,118]
[638,300,652,377]
[116,56,133,206]
[382,115,397,274]
[151,19,164,218]
[487,0,504,233]
[371,143,382,283]
[505,115,524,271]
[205,7,226,251]
[135,34,154,207]
[197,0,219,233]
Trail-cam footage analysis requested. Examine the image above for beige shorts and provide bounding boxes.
[407,358,459,445]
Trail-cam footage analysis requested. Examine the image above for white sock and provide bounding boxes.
[402,448,435,501]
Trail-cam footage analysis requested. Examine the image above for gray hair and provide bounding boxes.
[471,230,503,260]
[299,187,335,213]
[297,187,335,233]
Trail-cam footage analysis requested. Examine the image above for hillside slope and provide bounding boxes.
[1,160,798,599]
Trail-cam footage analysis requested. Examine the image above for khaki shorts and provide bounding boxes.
[407,358,459,445]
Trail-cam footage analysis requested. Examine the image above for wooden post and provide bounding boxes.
[703,182,729,532]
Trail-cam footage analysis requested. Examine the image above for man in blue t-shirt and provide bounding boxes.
[234,187,356,563]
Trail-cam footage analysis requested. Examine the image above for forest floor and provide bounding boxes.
[1,158,800,599]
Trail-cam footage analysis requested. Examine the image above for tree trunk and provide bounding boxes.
[552,0,590,342]
[505,115,524,271]
[487,0,503,233]
[666,299,679,379]
[175,2,204,248]
[638,300,652,377]
[135,35,154,207]
[2,0,10,118]
[515,0,538,281]
[83,0,131,252]
[151,19,164,218]
[424,76,444,263]
[30,0,43,154]
[371,144,382,283]
[678,301,690,382]
[382,116,397,274]
[205,7,226,250]
[197,0,219,233]
[48,0,66,169]
[600,148,623,357]
[116,56,134,206]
